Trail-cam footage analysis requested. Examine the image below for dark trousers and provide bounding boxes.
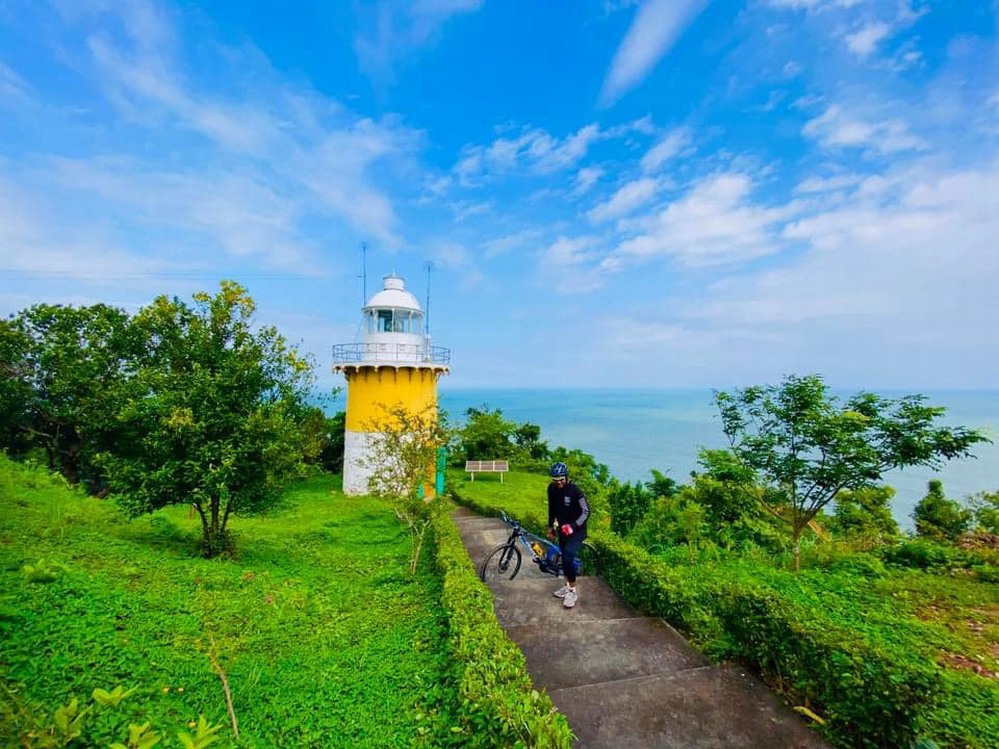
[559,532,585,584]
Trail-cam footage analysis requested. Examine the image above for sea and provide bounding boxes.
[437,388,999,531]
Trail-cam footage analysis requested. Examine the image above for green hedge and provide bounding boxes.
[588,531,942,749]
[428,502,574,748]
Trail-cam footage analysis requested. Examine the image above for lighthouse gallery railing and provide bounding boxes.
[332,342,451,366]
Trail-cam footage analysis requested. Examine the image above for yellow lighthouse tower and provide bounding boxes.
[332,274,450,495]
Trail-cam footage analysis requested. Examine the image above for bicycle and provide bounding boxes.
[478,511,600,583]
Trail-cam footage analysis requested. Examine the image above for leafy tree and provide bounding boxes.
[607,480,655,537]
[631,492,708,556]
[513,421,550,462]
[0,304,140,488]
[298,406,346,473]
[361,403,451,574]
[693,450,759,523]
[913,480,972,541]
[98,282,314,557]
[0,318,33,457]
[968,489,999,535]
[715,374,989,571]
[451,406,518,463]
[607,469,679,537]
[830,486,901,545]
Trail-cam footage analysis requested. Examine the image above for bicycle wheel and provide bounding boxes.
[578,541,601,577]
[479,543,522,582]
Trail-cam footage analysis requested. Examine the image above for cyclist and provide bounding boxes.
[547,461,589,608]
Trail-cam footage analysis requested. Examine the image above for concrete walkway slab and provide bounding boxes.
[489,578,639,625]
[506,617,710,690]
[452,508,831,749]
[550,667,830,749]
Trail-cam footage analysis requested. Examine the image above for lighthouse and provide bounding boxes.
[332,274,451,496]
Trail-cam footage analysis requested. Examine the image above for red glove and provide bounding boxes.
[561,523,574,536]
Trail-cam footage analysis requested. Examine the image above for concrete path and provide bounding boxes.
[452,507,831,749]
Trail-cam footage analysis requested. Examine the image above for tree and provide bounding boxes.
[715,374,989,571]
[607,480,655,537]
[361,403,451,574]
[607,469,679,537]
[830,486,901,545]
[0,318,34,457]
[98,282,314,557]
[913,480,972,541]
[968,489,999,535]
[0,304,140,489]
[451,406,518,463]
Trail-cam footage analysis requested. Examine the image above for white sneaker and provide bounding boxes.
[553,583,571,598]
[563,588,578,608]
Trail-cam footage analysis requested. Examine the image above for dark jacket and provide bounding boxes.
[548,480,589,537]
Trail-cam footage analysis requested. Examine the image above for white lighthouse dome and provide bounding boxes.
[363,275,422,313]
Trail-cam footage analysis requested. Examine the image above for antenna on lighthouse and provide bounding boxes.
[358,242,368,307]
[424,261,434,336]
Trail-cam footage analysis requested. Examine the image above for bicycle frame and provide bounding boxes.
[479,512,597,583]
[499,512,570,576]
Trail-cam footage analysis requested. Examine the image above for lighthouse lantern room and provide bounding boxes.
[332,274,450,495]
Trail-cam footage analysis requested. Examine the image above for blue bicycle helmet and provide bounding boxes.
[549,461,568,478]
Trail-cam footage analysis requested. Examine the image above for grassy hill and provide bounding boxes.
[0,456,459,748]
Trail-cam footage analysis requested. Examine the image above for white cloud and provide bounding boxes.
[449,200,492,222]
[700,163,999,338]
[782,60,803,77]
[572,167,604,196]
[802,105,926,154]
[76,7,421,246]
[588,177,660,224]
[539,236,609,294]
[610,173,793,267]
[640,127,692,172]
[766,0,862,11]
[0,175,168,281]
[844,22,892,58]
[600,0,710,105]
[455,124,603,180]
[354,0,483,81]
[0,61,36,109]
[482,229,543,258]
[793,173,862,193]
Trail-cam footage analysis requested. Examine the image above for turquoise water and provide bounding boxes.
[438,388,999,530]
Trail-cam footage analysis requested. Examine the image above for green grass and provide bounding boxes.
[1,456,459,748]
[447,469,555,530]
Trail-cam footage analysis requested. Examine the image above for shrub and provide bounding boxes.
[914,481,972,541]
[882,539,963,571]
[428,503,573,748]
[829,486,900,545]
[606,480,655,537]
[589,530,941,749]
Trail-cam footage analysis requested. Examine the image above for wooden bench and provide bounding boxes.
[464,460,509,482]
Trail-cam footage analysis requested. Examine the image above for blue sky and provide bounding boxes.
[1,0,996,391]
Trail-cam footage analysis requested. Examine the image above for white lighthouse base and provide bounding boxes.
[342,430,379,496]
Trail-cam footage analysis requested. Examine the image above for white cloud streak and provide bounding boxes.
[844,22,892,58]
[640,127,692,172]
[802,105,925,154]
[600,0,710,105]
[588,177,660,223]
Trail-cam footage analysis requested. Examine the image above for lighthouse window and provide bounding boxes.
[377,310,393,332]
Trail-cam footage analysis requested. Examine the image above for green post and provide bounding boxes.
[436,446,447,497]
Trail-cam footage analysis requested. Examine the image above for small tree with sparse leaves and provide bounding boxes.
[361,403,451,574]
